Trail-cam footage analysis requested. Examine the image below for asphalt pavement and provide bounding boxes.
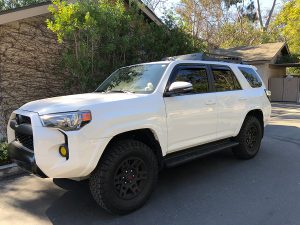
[0,103,300,225]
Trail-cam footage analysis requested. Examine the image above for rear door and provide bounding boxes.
[164,64,218,153]
[210,65,247,139]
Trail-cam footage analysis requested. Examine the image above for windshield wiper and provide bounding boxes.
[98,90,135,94]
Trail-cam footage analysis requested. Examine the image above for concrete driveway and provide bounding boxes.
[1,103,300,225]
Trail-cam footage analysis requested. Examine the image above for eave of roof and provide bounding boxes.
[0,1,50,25]
[0,0,163,26]
[135,0,163,26]
[270,63,300,68]
[211,42,290,62]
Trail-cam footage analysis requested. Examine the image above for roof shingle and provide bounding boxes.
[211,42,289,62]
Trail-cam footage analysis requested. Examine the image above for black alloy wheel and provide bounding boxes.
[114,157,148,200]
[233,115,263,159]
[89,139,158,215]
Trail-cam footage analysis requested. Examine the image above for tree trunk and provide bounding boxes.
[264,0,277,31]
[256,0,264,31]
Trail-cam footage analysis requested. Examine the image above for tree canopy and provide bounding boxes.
[275,0,300,54]
[274,0,300,74]
[175,0,279,49]
[47,0,204,93]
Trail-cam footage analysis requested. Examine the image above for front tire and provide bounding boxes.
[89,139,158,215]
[233,116,263,159]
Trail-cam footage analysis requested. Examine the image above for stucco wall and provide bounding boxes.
[0,15,68,139]
[269,66,286,77]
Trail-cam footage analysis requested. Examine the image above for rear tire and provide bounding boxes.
[89,139,158,215]
[233,116,263,160]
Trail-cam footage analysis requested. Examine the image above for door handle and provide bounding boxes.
[205,100,216,105]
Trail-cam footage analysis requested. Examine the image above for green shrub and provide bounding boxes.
[47,0,205,93]
[0,141,9,164]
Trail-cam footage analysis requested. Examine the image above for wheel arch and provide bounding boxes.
[238,109,264,137]
[100,128,164,170]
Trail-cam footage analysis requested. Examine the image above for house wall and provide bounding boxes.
[269,66,286,77]
[0,15,68,139]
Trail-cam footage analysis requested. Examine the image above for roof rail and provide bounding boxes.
[162,52,244,64]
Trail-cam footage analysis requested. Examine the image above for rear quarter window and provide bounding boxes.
[212,68,241,92]
[239,67,262,88]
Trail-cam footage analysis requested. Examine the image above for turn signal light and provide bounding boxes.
[265,89,271,101]
[82,112,92,122]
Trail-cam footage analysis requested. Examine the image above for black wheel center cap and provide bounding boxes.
[125,171,135,182]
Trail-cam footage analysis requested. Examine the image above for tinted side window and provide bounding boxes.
[212,68,241,92]
[239,67,262,88]
[173,68,209,94]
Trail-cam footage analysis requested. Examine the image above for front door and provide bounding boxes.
[164,65,218,153]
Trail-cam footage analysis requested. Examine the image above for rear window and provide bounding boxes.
[212,68,241,92]
[239,67,262,88]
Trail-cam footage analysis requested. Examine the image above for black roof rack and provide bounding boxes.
[162,52,244,64]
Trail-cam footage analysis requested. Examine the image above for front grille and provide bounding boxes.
[14,114,34,151]
[16,132,34,150]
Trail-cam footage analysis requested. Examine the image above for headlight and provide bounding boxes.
[40,111,92,131]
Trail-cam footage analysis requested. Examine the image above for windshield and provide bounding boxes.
[95,63,169,94]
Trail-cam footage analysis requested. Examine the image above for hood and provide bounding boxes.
[20,93,140,115]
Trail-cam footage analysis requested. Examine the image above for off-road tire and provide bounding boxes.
[233,116,263,160]
[89,139,158,215]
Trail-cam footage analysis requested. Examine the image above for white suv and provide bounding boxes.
[7,53,271,214]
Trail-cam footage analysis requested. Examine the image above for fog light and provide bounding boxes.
[59,145,68,159]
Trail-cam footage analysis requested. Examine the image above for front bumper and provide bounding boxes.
[7,109,111,179]
[8,141,47,178]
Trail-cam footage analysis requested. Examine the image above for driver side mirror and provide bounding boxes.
[165,81,193,97]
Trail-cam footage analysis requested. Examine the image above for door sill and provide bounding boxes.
[163,139,239,168]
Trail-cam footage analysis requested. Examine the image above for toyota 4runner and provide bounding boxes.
[7,53,271,214]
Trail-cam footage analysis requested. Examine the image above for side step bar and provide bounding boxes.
[163,140,239,168]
